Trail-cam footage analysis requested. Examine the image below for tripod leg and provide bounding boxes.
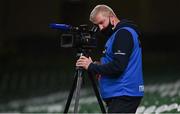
[64,71,78,113]
[88,72,106,113]
[73,70,83,113]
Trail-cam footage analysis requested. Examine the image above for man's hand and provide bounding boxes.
[76,56,93,70]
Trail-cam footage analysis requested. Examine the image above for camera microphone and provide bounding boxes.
[49,23,72,31]
[49,23,80,31]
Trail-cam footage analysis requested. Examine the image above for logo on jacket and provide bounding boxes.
[114,50,126,55]
[139,85,144,92]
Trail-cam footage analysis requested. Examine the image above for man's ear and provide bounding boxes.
[110,16,115,29]
[109,16,113,23]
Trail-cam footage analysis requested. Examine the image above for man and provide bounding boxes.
[76,4,144,113]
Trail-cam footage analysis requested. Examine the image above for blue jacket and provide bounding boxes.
[100,27,144,98]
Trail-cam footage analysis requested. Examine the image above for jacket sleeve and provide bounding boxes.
[87,29,134,77]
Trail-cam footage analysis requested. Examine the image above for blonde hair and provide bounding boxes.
[89,4,116,22]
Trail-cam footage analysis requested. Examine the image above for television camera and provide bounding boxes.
[49,23,99,49]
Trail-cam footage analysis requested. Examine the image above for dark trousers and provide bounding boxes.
[105,96,142,113]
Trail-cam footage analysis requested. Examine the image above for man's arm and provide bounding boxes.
[88,29,134,77]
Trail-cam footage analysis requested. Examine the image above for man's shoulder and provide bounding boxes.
[116,22,141,37]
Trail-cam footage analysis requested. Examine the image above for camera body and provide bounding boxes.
[61,24,97,49]
[50,24,98,49]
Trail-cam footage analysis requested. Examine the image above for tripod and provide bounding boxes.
[63,52,106,113]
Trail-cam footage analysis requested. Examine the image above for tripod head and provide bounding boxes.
[75,48,92,70]
[76,48,91,58]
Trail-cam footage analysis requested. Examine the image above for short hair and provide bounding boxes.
[89,4,116,22]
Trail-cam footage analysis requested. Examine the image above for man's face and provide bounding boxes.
[93,13,110,31]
